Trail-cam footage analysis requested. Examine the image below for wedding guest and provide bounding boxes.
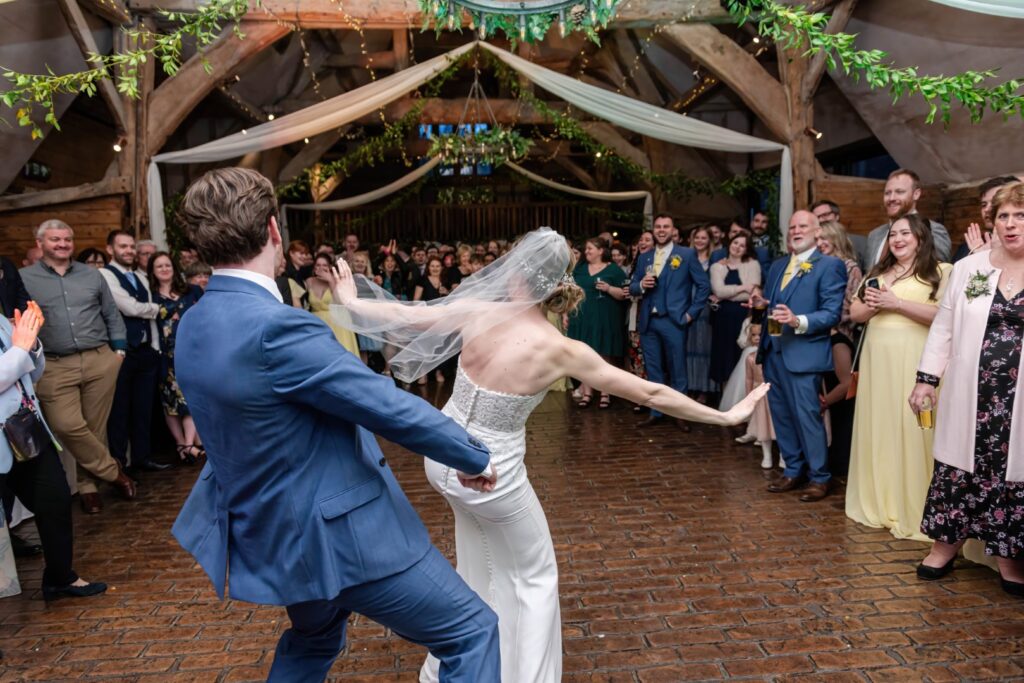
[285,240,313,282]
[630,215,710,431]
[707,223,724,251]
[568,238,628,409]
[342,232,360,264]
[610,241,631,277]
[376,252,407,299]
[624,231,654,401]
[177,247,199,271]
[184,262,212,291]
[274,244,298,308]
[743,323,775,469]
[751,210,771,251]
[135,240,157,272]
[820,327,856,479]
[22,247,41,268]
[686,226,717,401]
[483,253,497,266]
[305,253,360,356]
[952,175,1019,262]
[812,199,867,267]
[848,214,951,539]
[405,245,427,290]
[816,221,863,341]
[865,169,951,268]
[487,240,500,257]
[0,258,30,319]
[448,245,474,287]
[100,230,170,474]
[148,252,204,465]
[0,303,107,600]
[351,252,384,365]
[20,219,136,514]
[721,292,762,417]
[710,232,761,386]
[753,210,847,501]
[414,257,451,384]
[442,252,456,271]
[75,248,108,269]
[315,241,336,258]
[911,182,1024,593]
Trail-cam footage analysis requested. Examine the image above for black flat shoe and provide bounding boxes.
[916,556,956,581]
[42,581,108,602]
[1000,577,1024,597]
[11,535,42,558]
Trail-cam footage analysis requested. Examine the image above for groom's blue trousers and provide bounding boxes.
[268,545,500,682]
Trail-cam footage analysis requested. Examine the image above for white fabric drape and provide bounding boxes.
[281,156,442,226]
[477,42,793,235]
[148,42,478,247]
[928,0,1024,18]
[506,161,653,223]
[282,155,652,225]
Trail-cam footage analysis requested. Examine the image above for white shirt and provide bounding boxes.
[99,261,160,351]
[786,246,817,335]
[214,268,284,303]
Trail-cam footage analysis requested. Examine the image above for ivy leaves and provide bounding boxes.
[1,0,252,139]
[725,0,1024,125]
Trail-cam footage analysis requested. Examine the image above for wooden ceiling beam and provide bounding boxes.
[610,30,663,105]
[57,0,129,133]
[660,23,791,141]
[79,0,131,24]
[126,1,731,27]
[580,122,650,171]
[325,51,397,70]
[801,0,858,101]
[278,129,347,183]
[147,21,290,154]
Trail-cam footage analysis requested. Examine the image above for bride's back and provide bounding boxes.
[458,306,566,396]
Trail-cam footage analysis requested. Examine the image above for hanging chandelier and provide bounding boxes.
[428,66,532,168]
[419,0,621,44]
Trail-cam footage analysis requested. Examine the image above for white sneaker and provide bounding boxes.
[735,433,757,444]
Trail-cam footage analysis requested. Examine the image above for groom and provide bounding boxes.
[170,168,500,681]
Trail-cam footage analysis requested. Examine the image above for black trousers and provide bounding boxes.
[107,345,160,467]
[0,442,76,587]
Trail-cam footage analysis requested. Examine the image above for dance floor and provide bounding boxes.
[3,387,1024,682]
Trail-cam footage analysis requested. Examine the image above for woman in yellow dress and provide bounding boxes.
[305,252,360,356]
[847,214,952,541]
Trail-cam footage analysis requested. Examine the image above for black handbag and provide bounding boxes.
[4,403,51,463]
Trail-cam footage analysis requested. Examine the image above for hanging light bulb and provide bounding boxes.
[478,13,486,39]
[558,8,567,37]
[112,142,122,152]
[241,129,248,135]
[267,113,275,121]
[447,12,455,29]
[304,137,310,144]
[519,15,527,41]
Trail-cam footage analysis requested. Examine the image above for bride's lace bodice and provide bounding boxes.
[443,365,548,434]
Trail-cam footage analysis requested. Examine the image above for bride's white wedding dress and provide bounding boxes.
[419,364,561,683]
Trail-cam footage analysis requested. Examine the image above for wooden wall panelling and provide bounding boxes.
[0,195,127,262]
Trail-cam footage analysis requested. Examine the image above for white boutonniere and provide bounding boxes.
[965,269,995,302]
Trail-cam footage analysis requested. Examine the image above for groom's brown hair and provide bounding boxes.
[179,167,277,267]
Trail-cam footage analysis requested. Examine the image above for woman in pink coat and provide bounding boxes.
[910,182,1024,596]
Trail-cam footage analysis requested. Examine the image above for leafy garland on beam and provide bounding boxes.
[418,0,620,45]
[1,0,254,139]
[277,53,469,201]
[726,0,1023,125]
[429,126,532,167]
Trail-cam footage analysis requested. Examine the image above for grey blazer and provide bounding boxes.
[864,218,951,269]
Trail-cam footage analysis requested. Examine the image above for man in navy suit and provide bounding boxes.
[629,214,710,430]
[170,168,500,682]
[754,210,847,502]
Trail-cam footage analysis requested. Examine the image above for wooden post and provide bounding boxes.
[777,43,815,213]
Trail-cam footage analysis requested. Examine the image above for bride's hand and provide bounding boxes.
[723,383,771,425]
[331,257,358,305]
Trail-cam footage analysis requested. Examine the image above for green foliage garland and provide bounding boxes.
[1,0,253,139]
[726,0,1024,125]
[429,126,532,167]
[418,0,620,45]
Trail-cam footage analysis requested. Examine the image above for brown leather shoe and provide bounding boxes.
[111,470,137,500]
[80,492,102,514]
[799,481,830,502]
[767,475,807,493]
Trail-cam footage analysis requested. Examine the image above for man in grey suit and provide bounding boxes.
[811,199,867,268]
[864,169,950,269]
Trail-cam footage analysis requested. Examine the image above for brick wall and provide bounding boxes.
[0,195,126,263]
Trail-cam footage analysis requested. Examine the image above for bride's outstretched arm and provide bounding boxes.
[558,338,770,426]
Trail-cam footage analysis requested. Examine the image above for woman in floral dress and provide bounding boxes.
[148,252,204,464]
[912,183,1024,594]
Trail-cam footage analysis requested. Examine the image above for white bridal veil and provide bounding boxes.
[332,227,571,382]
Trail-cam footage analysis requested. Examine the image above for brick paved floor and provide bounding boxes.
[3,388,1024,682]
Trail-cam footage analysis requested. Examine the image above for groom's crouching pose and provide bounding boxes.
[170,168,500,682]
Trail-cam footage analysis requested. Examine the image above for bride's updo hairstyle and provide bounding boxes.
[542,249,585,315]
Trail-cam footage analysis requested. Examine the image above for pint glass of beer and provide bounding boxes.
[916,396,934,430]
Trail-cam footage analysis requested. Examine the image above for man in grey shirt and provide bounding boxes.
[20,219,137,514]
[864,169,951,270]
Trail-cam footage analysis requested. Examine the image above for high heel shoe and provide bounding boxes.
[176,445,198,466]
[42,581,108,602]
[916,556,956,581]
[1000,577,1024,597]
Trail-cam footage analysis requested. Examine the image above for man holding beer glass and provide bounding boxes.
[751,211,847,501]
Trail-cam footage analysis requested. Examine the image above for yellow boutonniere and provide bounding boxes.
[669,255,682,270]
[797,261,814,277]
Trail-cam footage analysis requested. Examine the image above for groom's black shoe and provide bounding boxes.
[767,475,807,493]
[636,415,664,429]
[916,557,956,581]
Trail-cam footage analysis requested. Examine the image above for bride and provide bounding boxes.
[329,228,769,683]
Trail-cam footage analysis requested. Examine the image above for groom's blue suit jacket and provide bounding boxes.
[171,275,490,606]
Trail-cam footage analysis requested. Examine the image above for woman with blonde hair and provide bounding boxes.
[816,221,863,341]
[329,228,769,683]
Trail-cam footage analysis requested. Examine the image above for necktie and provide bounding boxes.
[780,255,799,290]
[653,248,666,276]
[125,271,139,290]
